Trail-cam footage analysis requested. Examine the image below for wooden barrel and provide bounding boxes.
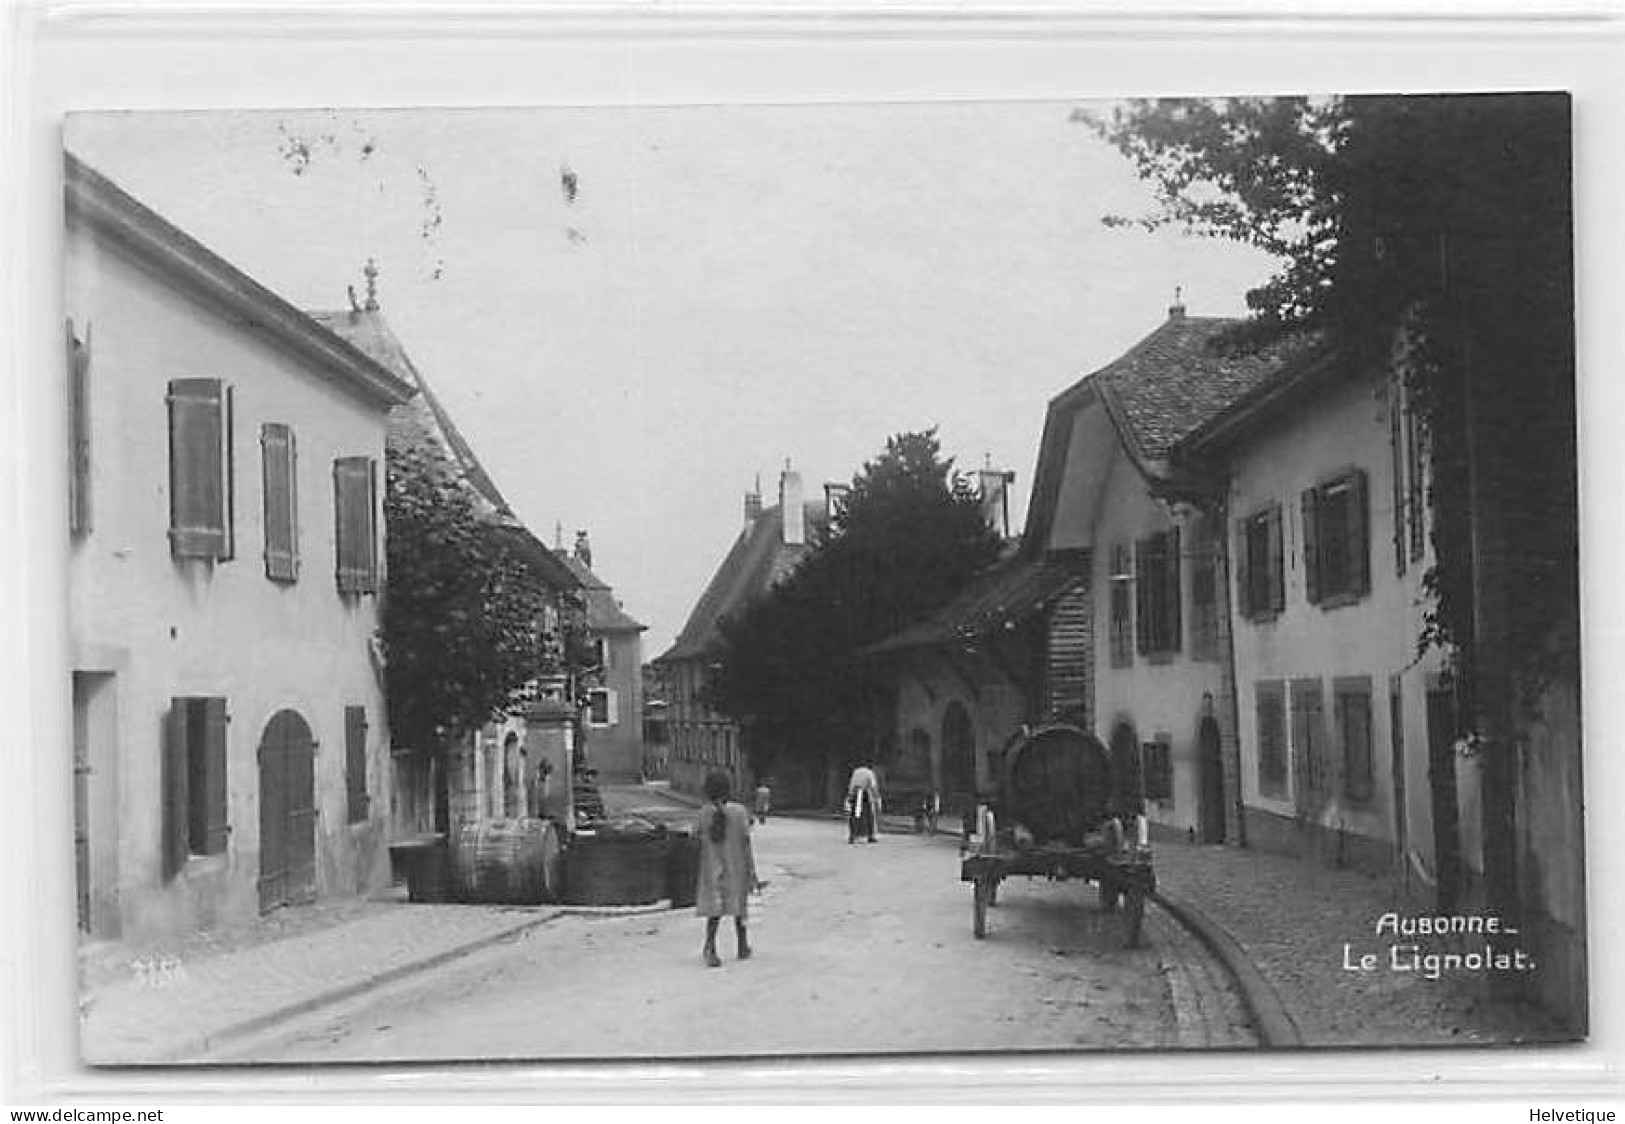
[450,817,561,905]
[562,829,670,906]
[1005,724,1112,845]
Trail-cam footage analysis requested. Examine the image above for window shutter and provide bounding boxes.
[1266,507,1285,613]
[1164,526,1182,653]
[334,457,378,593]
[201,698,230,854]
[261,424,299,582]
[1390,388,1407,577]
[162,702,190,879]
[1348,469,1370,596]
[1234,519,1252,618]
[1300,487,1321,604]
[168,379,228,559]
[67,320,92,535]
[1134,538,1151,654]
[345,705,370,823]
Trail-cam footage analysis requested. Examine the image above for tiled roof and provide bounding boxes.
[560,555,648,633]
[864,549,1088,656]
[1092,314,1318,464]
[657,501,828,664]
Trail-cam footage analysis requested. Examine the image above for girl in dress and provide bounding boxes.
[695,770,760,967]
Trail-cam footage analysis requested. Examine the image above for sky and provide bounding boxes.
[67,103,1281,657]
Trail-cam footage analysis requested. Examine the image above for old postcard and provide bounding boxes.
[62,96,1582,1064]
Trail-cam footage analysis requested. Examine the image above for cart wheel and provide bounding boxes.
[1123,886,1146,948]
[972,878,990,939]
[1099,881,1119,913]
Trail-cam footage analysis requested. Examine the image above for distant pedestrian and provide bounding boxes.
[923,790,941,835]
[845,763,881,844]
[753,782,772,825]
[695,770,761,967]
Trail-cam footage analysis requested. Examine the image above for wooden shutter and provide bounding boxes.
[201,697,229,854]
[162,702,190,879]
[66,320,92,535]
[1234,518,1252,618]
[1266,507,1285,613]
[168,379,229,559]
[1300,487,1321,604]
[1390,388,1407,576]
[1347,469,1370,597]
[1164,526,1182,653]
[345,705,370,823]
[334,457,378,593]
[261,424,299,582]
[1134,537,1151,654]
[1290,679,1326,815]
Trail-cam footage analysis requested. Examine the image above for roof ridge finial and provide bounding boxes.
[555,520,563,550]
[1169,284,1186,321]
[363,257,380,311]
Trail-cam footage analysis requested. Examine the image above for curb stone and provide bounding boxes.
[148,909,567,1064]
[1151,887,1304,1049]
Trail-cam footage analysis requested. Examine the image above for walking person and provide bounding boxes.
[695,770,760,967]
[845,763,881,844]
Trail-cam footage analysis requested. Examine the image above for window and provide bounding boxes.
[1255,681,1287,798]
[1108,543,1134,668]
[1303,470,1371,607]
[333,457,378,594]
[1142,736,1173,802]
[261,424,299,582]
[1391,379,1428,573]
[67,320,92,535]
[1335,677,1375,804]
[1189,528,1221,661]
[1235,505,1284,620]
[344,705,370,823]
[162,697,228,878]
[587,687,618,727]
[1134,528,1181,655]
[167,378,234,560]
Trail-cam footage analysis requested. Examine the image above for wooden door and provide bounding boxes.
[1197,717,1226,844]
[258,709,317,913]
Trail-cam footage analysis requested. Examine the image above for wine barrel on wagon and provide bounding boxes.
[1003,724,1112,846]
[450,817,562,905]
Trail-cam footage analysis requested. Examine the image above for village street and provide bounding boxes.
[210,807,1252,1062]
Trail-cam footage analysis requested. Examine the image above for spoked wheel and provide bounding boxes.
[1123,886,1147,948]
[972,877,991,939]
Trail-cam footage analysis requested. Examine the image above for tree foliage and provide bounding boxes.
[381,436,570,750]
[1084,94,1577,698]
[708,430,1003,781]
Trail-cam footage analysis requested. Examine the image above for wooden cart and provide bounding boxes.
[958,723,1156,947]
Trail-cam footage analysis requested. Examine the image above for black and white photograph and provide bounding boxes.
[60,93,1584,1067]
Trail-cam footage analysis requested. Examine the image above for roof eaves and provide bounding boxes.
[65,154,413,410]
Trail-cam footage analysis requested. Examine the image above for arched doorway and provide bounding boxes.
[941,701,975,803]
[258,709,317,913]
[902,727,932,789]
[1110,721,1143,816]
[1197,717,1225,843]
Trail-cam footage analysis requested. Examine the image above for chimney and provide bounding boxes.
[1167,283,1185,322]
[574,529,593,569]
[779,461,805,546]
[743,474,763,530]
[977,457,1016,539]
[823,482,850,524]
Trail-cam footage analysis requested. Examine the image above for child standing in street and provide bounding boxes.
[753,781,772,825]
[695,770,760,967]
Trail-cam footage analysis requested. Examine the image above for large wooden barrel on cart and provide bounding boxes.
[1003,724,1112,844]
[450,817,562,905]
